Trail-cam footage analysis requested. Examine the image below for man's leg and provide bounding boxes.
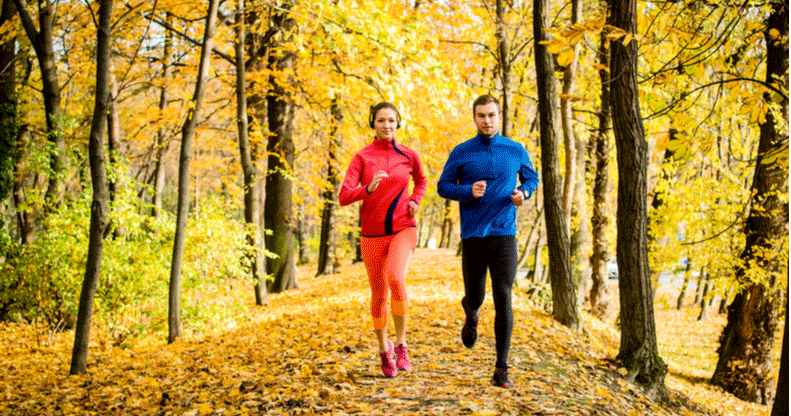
[461,237,489,348]
[489,236,517,373]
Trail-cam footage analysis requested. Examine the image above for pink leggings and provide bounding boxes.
[360,227,417,330]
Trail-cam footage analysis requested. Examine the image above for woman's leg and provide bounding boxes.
[361,235,394,352]
[384,228,417,346]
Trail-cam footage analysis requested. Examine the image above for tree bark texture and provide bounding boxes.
[69,0,113,375]
[14,0,65,209]
[317,96,343,276]
[771,300,788,415]
[589,31,612,320]
[712,2,788,403]
[676,259,692,310]
[697,272,710,321]
[533,0,578,330]
[168,0,220,344]
[152,13,173,219]
[0,0,16,203]
[560,0,582,232]
[264,3,298,293]
[608,0,667,399]
[107,68,125,239]
[13,127,33,243]
[495,0,510,138]
[235,0,267,306]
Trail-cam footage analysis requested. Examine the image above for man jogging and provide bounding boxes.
[437,94,539,388]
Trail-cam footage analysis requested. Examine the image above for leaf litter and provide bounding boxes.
[0,249,779,415]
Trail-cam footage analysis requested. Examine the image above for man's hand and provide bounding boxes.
[511,189,525,206]
[472,180,487,198]
[367,170,388,193]
[408,200,418,217]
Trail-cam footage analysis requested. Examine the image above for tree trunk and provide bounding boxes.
[697,272,710,321]
[0,0,16,204]
[533,0,578,330]
[264,3,298,293]
[354,213,363,263]
[107,68,124,239]
[69,0,113,375]
[422,203,435,248]
[771,298,788,415]
[718,285,731,314]
[168,0,220,344]
[589,30,612,321]
[152,13,173,219]
[439,198,452,249]
[711,1,788,403]
[608,0,667,399]
[234,0,267,306]
[14,0,65,209]
[495,0,510,138]
[570,131,591,306]
[676,258,692,310]
[560,0,582,232]
[295,209,310,265]
[517,206,544,269]
[317,96,342,276]
[13,127,32,243]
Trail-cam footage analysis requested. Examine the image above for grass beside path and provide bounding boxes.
[0,248,778,415]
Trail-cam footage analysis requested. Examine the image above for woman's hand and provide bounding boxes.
[408,200,418,217]
[367,170,388,193]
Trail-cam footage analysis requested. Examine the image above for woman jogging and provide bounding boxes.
[339,101,427,378]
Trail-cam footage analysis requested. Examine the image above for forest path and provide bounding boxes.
[0,248,771,415]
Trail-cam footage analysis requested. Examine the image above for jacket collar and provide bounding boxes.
[475,131,502,146]
[373,137,395,149]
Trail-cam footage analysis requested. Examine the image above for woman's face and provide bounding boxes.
[373,108,398,141]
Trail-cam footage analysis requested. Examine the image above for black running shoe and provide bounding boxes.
[491,367,512,388]
[461,313,479,348]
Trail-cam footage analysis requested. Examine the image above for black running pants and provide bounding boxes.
[460,235,517,369]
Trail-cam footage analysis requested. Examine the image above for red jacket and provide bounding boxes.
[339,138,427,237]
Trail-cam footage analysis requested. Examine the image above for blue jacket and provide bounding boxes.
[437,132,539,239]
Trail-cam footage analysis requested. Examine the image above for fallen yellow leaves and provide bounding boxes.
[0,249,779,415]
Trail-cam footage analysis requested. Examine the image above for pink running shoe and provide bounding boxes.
[394,343,411,371]
[380,340,397,378]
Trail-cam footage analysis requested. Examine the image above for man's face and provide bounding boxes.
[474,102,501,138]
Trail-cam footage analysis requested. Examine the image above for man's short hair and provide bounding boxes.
[472,94,501,116]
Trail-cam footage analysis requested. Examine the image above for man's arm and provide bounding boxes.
[516,150,539,199]
[437,149,476,203]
